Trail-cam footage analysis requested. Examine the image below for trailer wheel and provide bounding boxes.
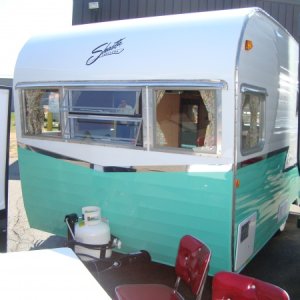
[297,218,300,228]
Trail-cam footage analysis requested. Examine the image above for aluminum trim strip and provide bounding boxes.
[67,114,142,122]
[15,80,228,89]
[240,84,268,95]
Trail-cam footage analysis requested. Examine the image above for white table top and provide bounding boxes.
[0,247,111,299]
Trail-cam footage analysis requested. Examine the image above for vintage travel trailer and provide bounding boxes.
[13,7,299,275]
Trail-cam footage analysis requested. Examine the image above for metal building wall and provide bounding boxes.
[72,0,300,43]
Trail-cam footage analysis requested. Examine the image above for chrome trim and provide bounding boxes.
[216,89,222,155]
[134,165,188,172]
[232,5,252,272]
[232,8,270,271]
[67,114,142,122]
[145,86,151,151]
[15,80,228,90]
[19,144,92,169]
[18,144,232,173]
[148,88,155,150]
[17,82,227,157]
[240,84,268,95]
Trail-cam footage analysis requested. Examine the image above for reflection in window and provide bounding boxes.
[23,89,61,136]
[241,93,265,154]
[155,89,216,153]
[68,89,142,146]
[69,90,138,115]
[70,118,142,144]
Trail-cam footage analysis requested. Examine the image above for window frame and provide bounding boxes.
[19,86,144,148]
[240,84,266,156]
[20,87,63,138]
[17,81,225,155]
[63,87,143,146]
[150,86,222,155]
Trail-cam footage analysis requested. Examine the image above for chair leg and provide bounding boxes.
[174,277,181,291]
[195,271,208,300]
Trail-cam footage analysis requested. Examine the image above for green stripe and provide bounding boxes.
[18,147,233,275]
[235,151,299,270]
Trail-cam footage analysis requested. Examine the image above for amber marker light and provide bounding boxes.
[245,40,253,51]
[235,179,240,188]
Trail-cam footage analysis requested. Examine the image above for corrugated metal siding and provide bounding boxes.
[72,0,300,42]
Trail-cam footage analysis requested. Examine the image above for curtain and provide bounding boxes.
[200,90,215,147]
[248,95,260,148]
[155,90,166,145]
[25,90,44,135]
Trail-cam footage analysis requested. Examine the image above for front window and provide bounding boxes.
[20,85,221,154]
[69,90,137,115]
[66,89,143,146]
[22,89,61,137]
[154,89,217,153]
[241,92,265,154]
[21,88,143,146]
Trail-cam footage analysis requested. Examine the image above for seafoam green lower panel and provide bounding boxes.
[18,147,233,275]
[235,151,299,271]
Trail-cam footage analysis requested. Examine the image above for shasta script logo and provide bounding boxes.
[86,38,125,65]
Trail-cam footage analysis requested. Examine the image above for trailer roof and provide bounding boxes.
[14,7,288,86]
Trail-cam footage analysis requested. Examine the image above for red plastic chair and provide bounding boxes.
[212,271,290,300]
[115,235,211,300]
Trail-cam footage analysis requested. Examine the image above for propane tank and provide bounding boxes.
[74,206,111,260]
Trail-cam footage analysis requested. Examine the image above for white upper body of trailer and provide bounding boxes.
[15,7,253,83]
[14,7,298,167]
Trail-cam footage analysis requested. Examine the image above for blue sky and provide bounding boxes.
[0,0,73,78]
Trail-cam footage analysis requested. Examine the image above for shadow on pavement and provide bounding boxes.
[30,235,67,250]
[39,214,297,300]
[9,160,20,180]
[242,214,300,300]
